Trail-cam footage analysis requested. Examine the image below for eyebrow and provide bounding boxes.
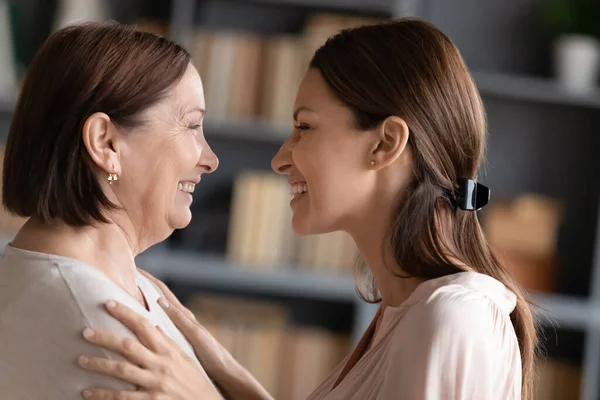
[186,107,206,116]
[293,106,314,121]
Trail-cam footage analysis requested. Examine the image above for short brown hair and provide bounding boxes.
[3,21,191,226]
[311,19,536,400]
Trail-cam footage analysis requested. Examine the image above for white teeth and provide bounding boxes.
[289,183,308,197]
[178,182,195,194]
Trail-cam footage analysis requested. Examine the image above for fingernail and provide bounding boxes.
[106,300,116,309]
[158,297,170,309]
[83,328,95,339]
[82,389,92,399]
[78,355,89,366]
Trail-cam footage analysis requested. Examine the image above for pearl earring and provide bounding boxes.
[370,160,375,166]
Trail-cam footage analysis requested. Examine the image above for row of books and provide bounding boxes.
[483,194,563,293]
[226,170,359,274]
[186,293,350,400]
[535,357,581,399]
[225,169,567,289]
[148,13,381,126]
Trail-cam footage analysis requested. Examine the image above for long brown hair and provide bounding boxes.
[311,18,537,399]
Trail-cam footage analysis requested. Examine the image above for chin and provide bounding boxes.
[169,209,193,230]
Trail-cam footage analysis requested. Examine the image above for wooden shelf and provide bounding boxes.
[204,119,289,144]
[0,97,14,115]
[474,71,600,110]
[530,292,598,331]
[137,248,597,329]
[136,248,357,302]
[238,0,394,15]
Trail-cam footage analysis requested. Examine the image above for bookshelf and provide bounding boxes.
[0,0,598,398]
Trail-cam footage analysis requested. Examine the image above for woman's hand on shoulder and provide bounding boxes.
[137,268,232,377]
[78,299,222,400]
[137,269,274,400]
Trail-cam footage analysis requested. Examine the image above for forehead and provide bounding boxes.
[294,68,354,123]
[295,68,337,106]
[166,64,205,111]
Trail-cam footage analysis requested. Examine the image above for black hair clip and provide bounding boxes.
[454,178,490,211]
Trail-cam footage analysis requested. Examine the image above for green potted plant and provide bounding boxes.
[540,0,600,92]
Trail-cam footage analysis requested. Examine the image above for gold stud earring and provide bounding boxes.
[108,164,118,184]
[108,172,118,184]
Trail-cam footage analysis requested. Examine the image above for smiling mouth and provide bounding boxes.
[290,183,307,199]
[178,182,195,194]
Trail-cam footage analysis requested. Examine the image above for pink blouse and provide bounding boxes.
[306,272,522,400]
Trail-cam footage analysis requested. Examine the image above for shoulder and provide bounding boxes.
[0,249,137,395]
[397,272,518,346]
[0,247,141,336]
[57,259,148,333]
[382,273,522,398]
[0,249,81,321]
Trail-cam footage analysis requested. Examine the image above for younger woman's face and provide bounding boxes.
[271,68,376,235]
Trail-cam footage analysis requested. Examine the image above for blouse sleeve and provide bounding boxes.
[379,294,522,400]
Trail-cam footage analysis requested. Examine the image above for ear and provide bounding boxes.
[369,116,410,169]
[82,112,122,176]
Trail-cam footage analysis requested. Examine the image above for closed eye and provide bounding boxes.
[294,124,311,136]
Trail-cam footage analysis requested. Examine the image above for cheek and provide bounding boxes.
[295,139,363,212]
[132,136,201,203]
[159,137,202,178]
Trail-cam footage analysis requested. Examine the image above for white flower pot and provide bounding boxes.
[554,34,600,93]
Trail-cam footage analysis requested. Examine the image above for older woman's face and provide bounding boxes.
[115,64,218,243]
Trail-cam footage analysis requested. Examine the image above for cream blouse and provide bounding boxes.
[306,272,522,400]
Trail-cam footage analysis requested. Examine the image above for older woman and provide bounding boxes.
[0,22,223,399]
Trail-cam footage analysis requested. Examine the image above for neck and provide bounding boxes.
[12,216,142,299]
[347,203,424,310]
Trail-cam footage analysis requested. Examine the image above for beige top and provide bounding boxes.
[0,244,209,399]
[307,272,522,400]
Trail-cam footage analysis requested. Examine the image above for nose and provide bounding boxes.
[198,137,219,173]
[271,139,293,175]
